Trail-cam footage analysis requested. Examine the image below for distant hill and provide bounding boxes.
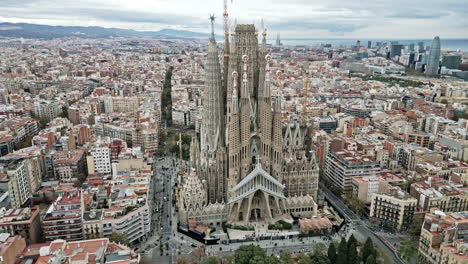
[0,22,214,39]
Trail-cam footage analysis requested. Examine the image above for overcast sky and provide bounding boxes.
[1,0,467,39]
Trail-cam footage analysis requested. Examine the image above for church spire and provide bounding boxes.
[274,71,282,112]
[241,55,249,98]
[209,14,216,40]
[263,55,271,98]
[222,1,232,116]
[231,71,239,113]
[257,19,267,99]
[261,19,267,53]
[201,15,225,153]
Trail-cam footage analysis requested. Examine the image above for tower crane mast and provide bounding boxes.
[302,68,309,116]
[222,0,233,114]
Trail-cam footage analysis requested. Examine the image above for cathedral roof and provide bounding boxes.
[229,162,286,204]
[231,162,284,192]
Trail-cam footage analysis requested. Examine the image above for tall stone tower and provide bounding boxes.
[179,17,319,227]
[199,16,227,204]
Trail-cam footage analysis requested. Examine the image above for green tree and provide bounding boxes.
[345,194,366,216]
[336,237,348,264]
[361,238,377,263]
[297,255,313,264]
[312,242,327,257]
[181,134,191,145]
[347,234,357,248]
[233,245,267,264]
[347,240,359,264]
[279,250,293,264]
[398,238,418,261]
[440,99,448,104]
[310,255,331,264]
[223,256,233,264]
[252,255,280,264]
[161,66,174,127]
[327,242,337,263]
[405,213,424,237]
[108,233,129,246]
[202,256,221,264]
[170,144,179,155]
[365,255,376,264]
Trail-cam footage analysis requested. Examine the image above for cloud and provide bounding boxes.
[386,9,451,19]
[0,0,466,38]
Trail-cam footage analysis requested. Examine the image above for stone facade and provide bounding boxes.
[178,23,319,226]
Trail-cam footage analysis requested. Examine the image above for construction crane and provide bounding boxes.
[302,68,309,116]
[223,0,233,39]
[223,0,233,115]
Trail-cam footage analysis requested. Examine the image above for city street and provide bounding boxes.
[319,182,406,264]
[141,159,407,264]
[141,156,191,264]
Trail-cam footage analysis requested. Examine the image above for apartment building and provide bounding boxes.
[398,145,444,171]
[0,207,42,244]
[0,135,14,157]
[325,150,381,193]
[132,127,158,152]
[370,189,417,230]
[15,238,140,264]
[4,160,33,208]
[33,100,63,122]
[0,117,39,145]
[52,149,87,182]
[87,137,112,175]
[0,147,45,208]
[352,171,406,203]
[419,209,468,264]
[352,176,391,203]
[0,234,26,264]
[411,180,468,212]
[83,209,103,240]
[42,191,85,242]
[405,132,431,148]
[101,204,151,245]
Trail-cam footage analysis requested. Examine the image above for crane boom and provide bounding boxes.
[223,0,232,38]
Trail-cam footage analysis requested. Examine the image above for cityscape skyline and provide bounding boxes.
[0,1,467,263]
[1,0,468,39]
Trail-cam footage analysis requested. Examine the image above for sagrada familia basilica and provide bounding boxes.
[177,13,319,227]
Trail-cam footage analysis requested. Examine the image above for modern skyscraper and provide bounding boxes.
[409,43,415,52]
[390,43,403,57]
[367,40,372,49]
[276,33,281,47]
[426,36,441,76]
[442,55,461,69]
[409,52,416,67]
[418,41,425,53]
